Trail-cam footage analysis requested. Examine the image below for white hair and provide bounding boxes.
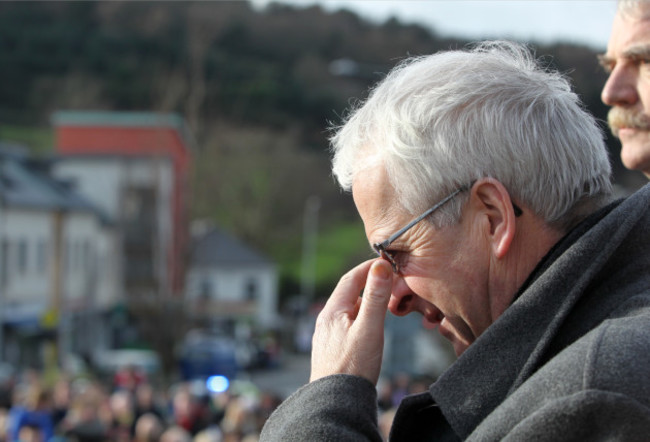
[330,41,612,229]
[617,0,650,19]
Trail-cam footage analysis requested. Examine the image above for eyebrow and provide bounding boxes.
[599,44,650,63]
[598,44,650,72]
[622,44,650,59]
[597,54,613,69]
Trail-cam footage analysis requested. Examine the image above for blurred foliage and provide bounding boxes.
[312,222,370,292]
[0,125,53,154]
[0,1,643,302]
[274,220,370,297]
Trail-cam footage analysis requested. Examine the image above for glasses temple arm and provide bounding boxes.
[380,186,466,248]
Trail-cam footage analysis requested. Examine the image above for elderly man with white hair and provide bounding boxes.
[261,41,650,441]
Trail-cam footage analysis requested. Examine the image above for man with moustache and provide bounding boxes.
[601,0,650,177]
[260,41,650,441]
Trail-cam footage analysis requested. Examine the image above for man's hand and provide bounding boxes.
[310,259,393,385]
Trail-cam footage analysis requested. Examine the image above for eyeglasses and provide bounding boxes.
[373,186,468,273]
[372,185,523,273]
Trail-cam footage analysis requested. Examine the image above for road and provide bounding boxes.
[245,352,311,399]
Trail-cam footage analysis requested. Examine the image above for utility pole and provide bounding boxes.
[0,201,4,362]
[52,210,67,365]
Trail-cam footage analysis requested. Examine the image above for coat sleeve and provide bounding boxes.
[260,374,384,442]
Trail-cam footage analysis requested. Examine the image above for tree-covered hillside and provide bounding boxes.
[0,1,639,300]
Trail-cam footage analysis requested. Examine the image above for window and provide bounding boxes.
[83,240,93,274]
[1,240,9,287]
[245,278,258,301]
[200,279,213,298]
[37,239,48,274]
[17,239,28,275]
[65,239,73,274]
[76,239,83,272]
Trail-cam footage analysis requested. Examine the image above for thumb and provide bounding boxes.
[357,260,393,329]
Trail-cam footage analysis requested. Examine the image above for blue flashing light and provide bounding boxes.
[206,375,230,393]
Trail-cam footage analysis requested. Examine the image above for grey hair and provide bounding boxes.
[330,41,612,230]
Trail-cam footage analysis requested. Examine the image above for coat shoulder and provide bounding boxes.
[584,299,650,401]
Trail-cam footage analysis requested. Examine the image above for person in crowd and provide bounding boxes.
[252,392,281,434]
[16,423,44,442]
[107,390,135,440]
[169,385,211,436]
[132,383,164,430]
[193,426,223,442]
[601,0,650,177]
[50,378,71,433]
[375,378,394,414]
[378,408,397,442]
[8,385,54,442]
[60,382,109,442]
[113,365,146,394]
[388,373,410,408]
[159,425,192,442]
[0,369,14,442]
[133,412,164,442]
[0,362,287,442]
[220,396,259,441]
[260,41,650,440]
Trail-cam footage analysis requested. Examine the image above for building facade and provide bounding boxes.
[52,111,191,297]
[185,225,279,328]
[0,145,118,367]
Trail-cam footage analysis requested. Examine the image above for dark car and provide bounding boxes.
[178,332,239,382]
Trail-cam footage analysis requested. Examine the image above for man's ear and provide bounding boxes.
[469,178,517,259]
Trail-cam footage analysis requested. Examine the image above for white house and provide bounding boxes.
[185,225,279,328]
[0,145,119,367]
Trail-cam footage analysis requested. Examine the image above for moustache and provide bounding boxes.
[608,107,650,137]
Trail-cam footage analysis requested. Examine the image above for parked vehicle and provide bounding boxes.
[178,332,239,382]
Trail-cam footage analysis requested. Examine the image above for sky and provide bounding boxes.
[251,0,618,51]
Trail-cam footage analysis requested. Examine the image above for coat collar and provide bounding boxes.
[429,184,650,438]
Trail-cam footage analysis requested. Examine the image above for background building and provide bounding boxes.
[0,144,117,367]
[186,223,279,328]
[0,111,284,374]
[52,111,192,297]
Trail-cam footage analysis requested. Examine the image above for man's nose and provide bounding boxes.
[387,278,419,317]
[602,65,639,107]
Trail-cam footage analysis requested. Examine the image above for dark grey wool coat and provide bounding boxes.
[261,184,650,441]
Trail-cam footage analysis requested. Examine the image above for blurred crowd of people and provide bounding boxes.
[0,357,442,442]
[0,365,283,442]
[376,373,435,441]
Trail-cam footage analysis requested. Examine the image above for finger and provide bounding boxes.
[355,260,393,331]
[323,259,374,314]
[349,296,363,320]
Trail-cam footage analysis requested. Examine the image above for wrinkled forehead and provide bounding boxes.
[608,6,650,54]
[618,1,650,20]
[352,163,402,227]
